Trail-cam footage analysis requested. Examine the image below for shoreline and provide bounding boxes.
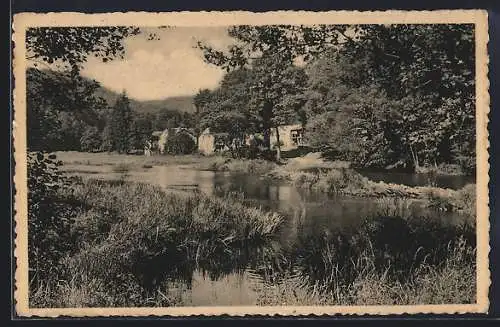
[53,151,476,216]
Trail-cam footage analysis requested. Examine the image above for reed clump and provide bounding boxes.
[30,179,284,307]
[252,212,476,305]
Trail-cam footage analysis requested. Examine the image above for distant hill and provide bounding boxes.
[28,68,197,114]
[95,85,196,114]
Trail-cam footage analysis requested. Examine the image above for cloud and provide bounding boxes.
[81,27,234,100]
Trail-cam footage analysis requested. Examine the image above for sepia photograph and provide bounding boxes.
[12,11,490,316]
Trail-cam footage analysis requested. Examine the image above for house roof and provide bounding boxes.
[200,128,230,137]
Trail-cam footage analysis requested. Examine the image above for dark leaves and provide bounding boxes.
[26,26,140,71]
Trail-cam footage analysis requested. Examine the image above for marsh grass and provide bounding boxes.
[111,163,131,173]
[30,179,284,307]
[252,215,476,306]
[206,157,277,174]
[267,164,476,216]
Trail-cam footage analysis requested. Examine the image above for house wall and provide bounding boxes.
[270,124,305,151]
[158,130,169,154]
[198,134,215,155]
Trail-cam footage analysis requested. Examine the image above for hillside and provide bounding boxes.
[95,85,196,114]
[29,68,197,114]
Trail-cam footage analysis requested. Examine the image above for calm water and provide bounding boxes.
[64,164,474,305]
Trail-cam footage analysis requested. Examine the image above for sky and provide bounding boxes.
[80,27,236,101]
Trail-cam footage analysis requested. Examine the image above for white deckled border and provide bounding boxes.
[12,9,490,317]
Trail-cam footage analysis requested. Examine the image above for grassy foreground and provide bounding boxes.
[254,217,476,305]
[30,179,283,307]
[30,176,476,307]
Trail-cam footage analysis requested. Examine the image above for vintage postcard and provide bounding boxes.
[12,10,490,317]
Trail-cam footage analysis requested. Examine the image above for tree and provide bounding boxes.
[100,122,114,152]
[198,69,255,139]
[26,27,141,152]
[337,24,475,170]
[165,132,197,155]
[129,113,154,150]
[27,27,140,71]
[109,92,133,153]
[198,25,359,72]
[80,126,102,152]
[193,89,213,114]
[300,25,475,170]
[199,29,309,161]
[247,54,308,160]
[26,67,106,151]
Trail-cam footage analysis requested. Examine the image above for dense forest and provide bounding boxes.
[195,24,475,172]
[27,24,475,172]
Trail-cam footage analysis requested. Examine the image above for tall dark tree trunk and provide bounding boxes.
[261,101,273,150]
[275,126,281,162]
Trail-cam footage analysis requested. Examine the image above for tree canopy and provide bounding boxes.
[198,24,475,170]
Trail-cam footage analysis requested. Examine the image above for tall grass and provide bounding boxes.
[252,213,476,305]
[30,179,283,307]
[206,157,278,174]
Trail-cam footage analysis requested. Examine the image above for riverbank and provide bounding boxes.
[54,151,476,216]
[30,178,476,307]
[55,151,279,175]
[267,167,476,215]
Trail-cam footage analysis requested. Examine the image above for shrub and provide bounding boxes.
[427,190,455,212]
[28,152,77,285]
[79,126,102,152]
[165,132,196,155]
[455,183,476,217]
[290,168,368,194]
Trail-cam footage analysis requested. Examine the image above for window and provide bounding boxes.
[290,128,304,145]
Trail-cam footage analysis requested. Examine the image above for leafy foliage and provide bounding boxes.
[26,68,107,151]
[26,27,140,70]
[108,92,133,153]
[199,24,475,170]
[80,126,102,152]
[129,113,154,150]
[165,132,197,155]
[28,152,76,285]
[302,25,475,170]
[197,54,307,161]
[153,108,195,131]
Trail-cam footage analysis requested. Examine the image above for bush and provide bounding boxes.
[28,152,77,286]
[456,183,476,215]
[165,132,196,155]
[291,168,368,194]
[80,126,102,152]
